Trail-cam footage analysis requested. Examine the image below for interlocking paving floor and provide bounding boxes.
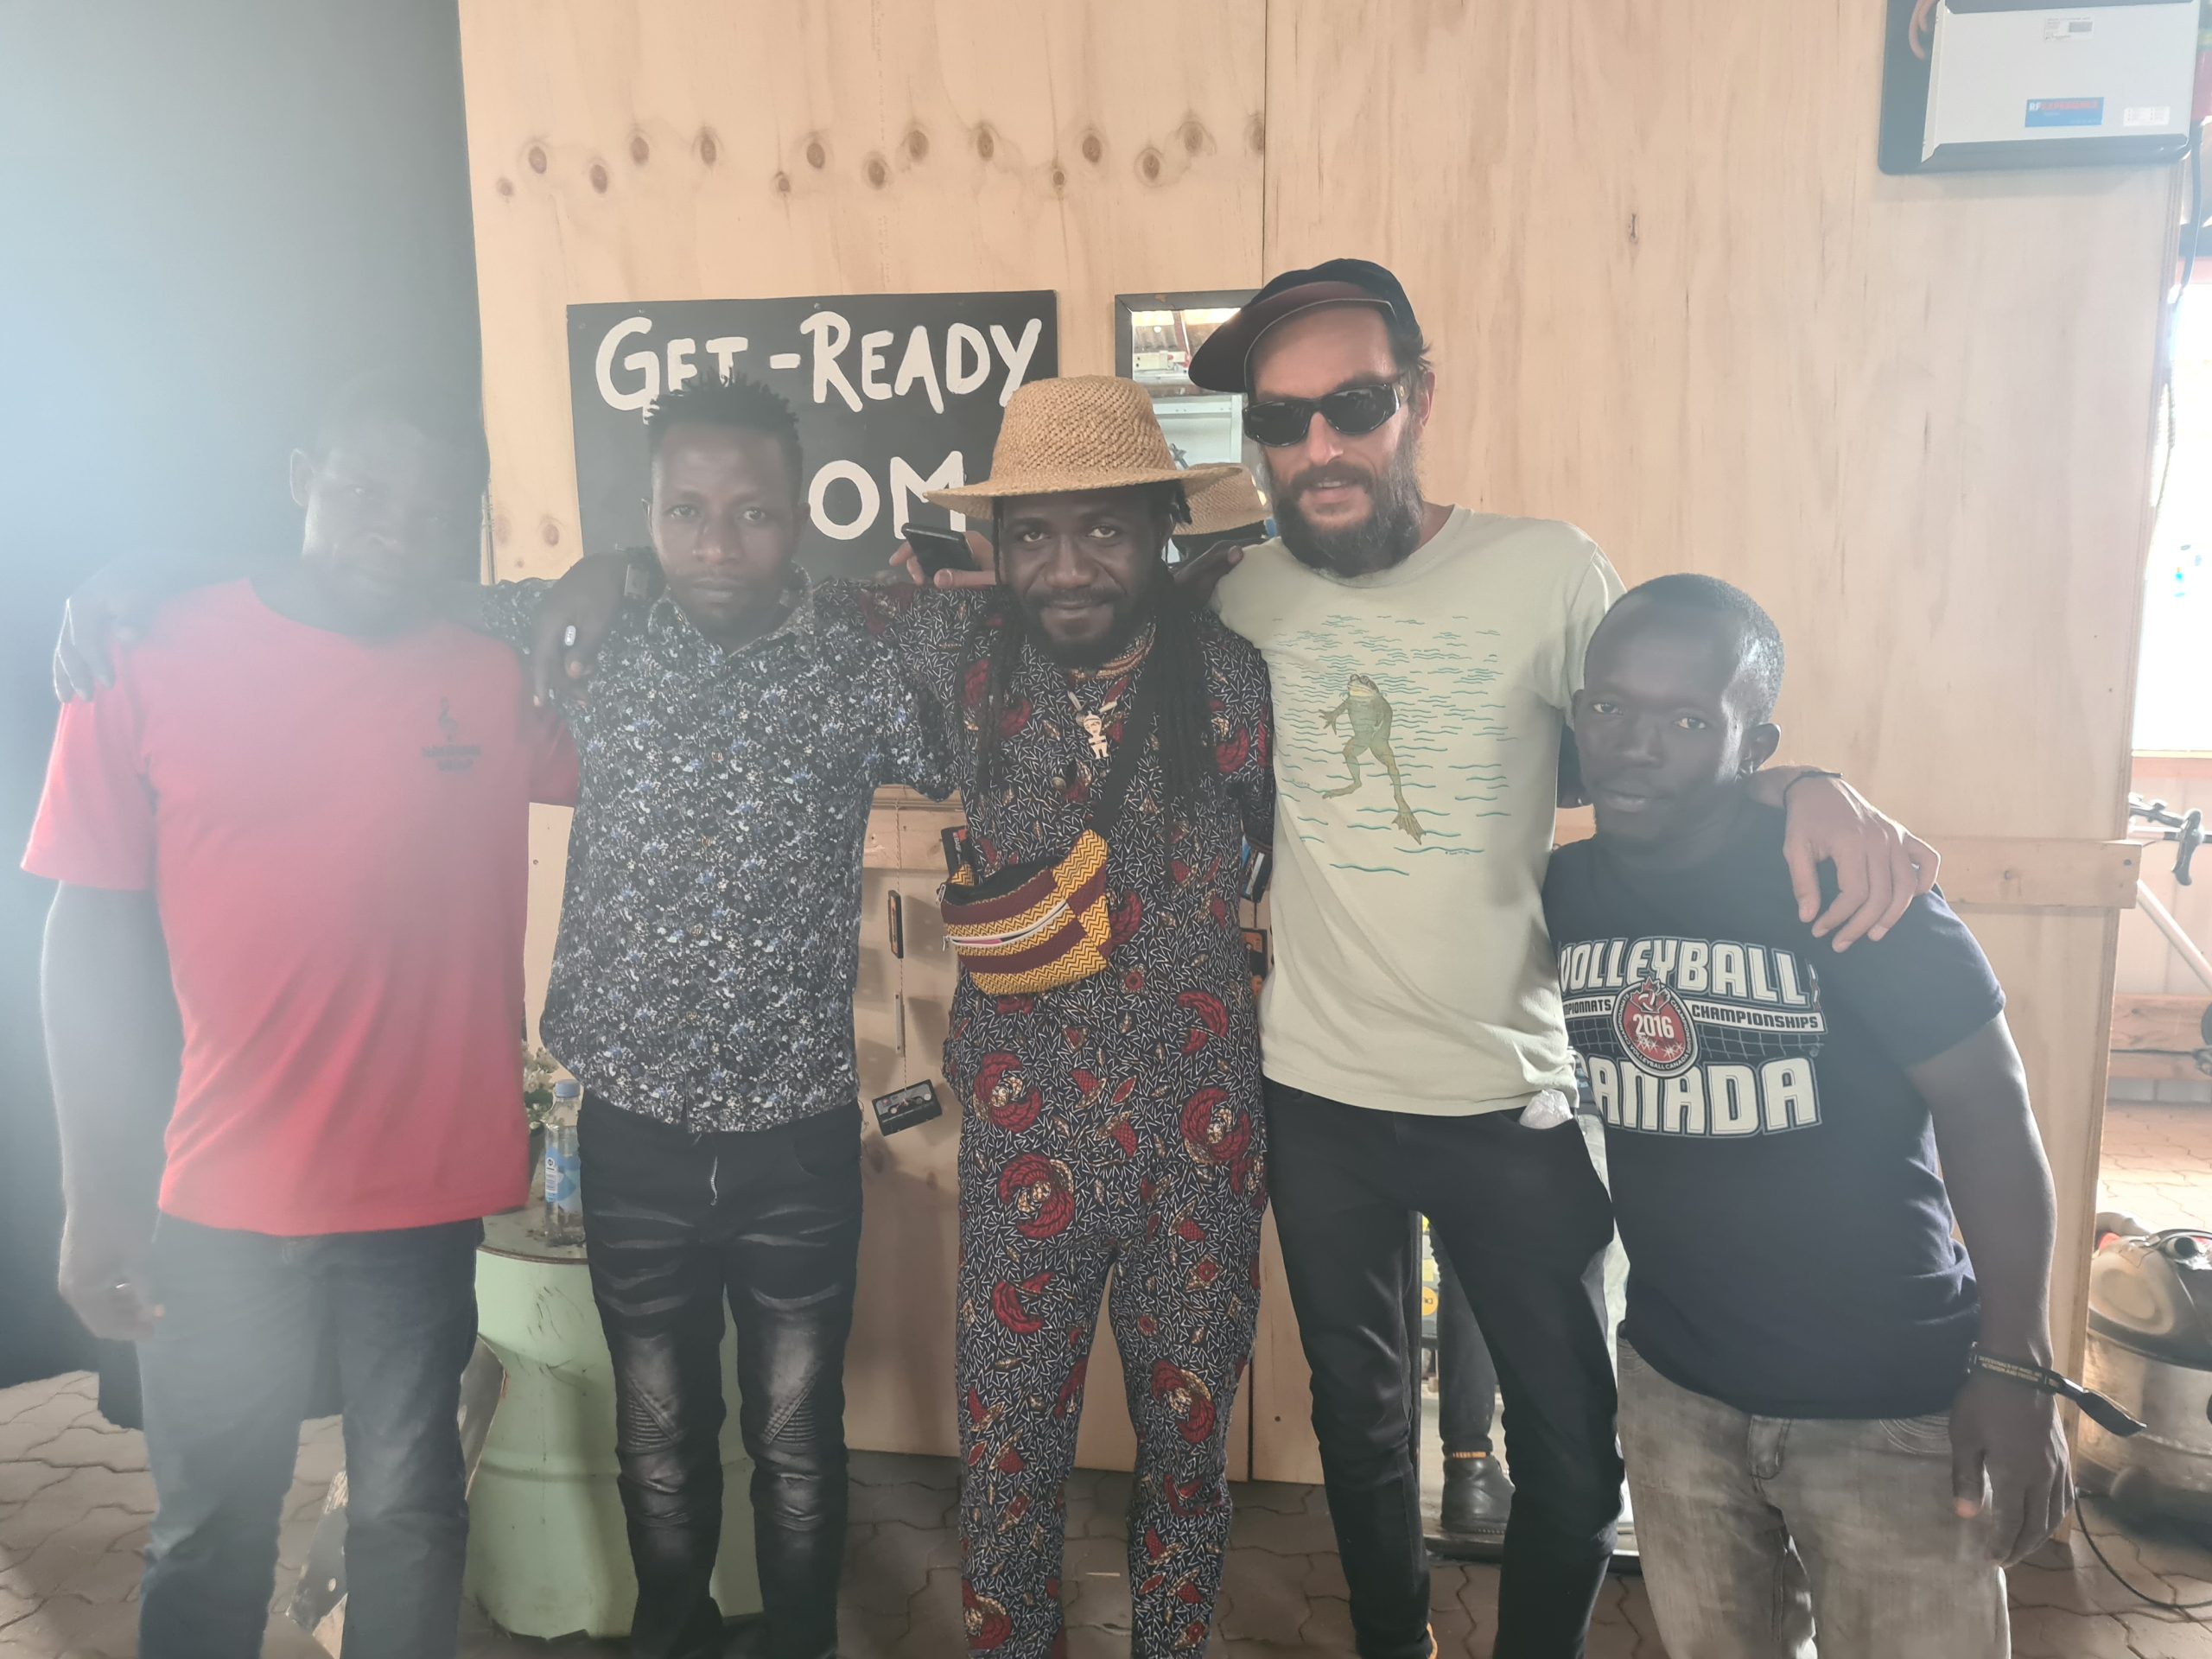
[4,1099,2209,1657]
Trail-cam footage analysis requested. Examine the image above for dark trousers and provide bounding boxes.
[1433,1242,1499,1458]
[580,1096,862,1659]
[137,1215,481,1659]
[1268,1084,1623,1659]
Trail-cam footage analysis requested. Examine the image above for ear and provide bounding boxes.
[1408,368,1439,433]
[1742,721,1783,773]
[289,449,315,509]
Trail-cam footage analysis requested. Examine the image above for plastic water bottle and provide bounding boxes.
[543,1080,583,1246]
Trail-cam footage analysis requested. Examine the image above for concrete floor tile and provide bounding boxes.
[849,1475,957,1532]
[1226,1503,1341,1557]
[2008,1602,2145,1659]
[1298,1593,1357,1649]
[2119,1610,2212,1659]
[0,1460,73,1508]
[840,1605,913,1658]
[1300,1549,1349,1601]
[849,1449,957,1491]
[887,1563,966,1658]
[1215,1548,1308,1645]
[845,1518,957,1619]
[10,1592,141,1658]
[1062,1533,1133,1633]
[1450,1563,1502,1628]
[15,1423,148,1473]
[1230,1478,1312,1516]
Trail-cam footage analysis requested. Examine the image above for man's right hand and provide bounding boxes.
[54,562,174,702]
[529,555,635,705]
[58,1207,161,1342]
[888,530,996,589]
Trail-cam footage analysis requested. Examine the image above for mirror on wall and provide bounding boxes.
[1114,289,1273,563]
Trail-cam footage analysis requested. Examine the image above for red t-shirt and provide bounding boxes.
[23,582,578,1236]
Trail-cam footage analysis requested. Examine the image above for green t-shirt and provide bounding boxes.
[1214,507,1621,1116]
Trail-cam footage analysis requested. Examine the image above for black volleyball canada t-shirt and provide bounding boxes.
[1541,800,2004,1420]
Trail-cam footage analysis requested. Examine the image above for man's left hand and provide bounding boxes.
[1764,772,1940,950]
[1948,1370,2071,1566]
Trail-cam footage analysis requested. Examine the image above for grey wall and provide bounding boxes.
[0,1,482,1383]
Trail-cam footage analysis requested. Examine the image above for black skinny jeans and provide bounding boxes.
[1268,1083,1623,1659]
[580,1096,863,1659]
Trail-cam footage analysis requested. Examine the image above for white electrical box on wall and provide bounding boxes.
[1881,0,2199,173]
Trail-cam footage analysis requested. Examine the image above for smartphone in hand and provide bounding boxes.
[902,523,979,582]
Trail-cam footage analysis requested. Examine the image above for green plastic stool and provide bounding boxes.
[465,1208,761,1639]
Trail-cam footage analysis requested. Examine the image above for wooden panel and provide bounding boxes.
[458,0,1268,589]
[1955,908,2124,1376]
[1258,0,2169,1477]
[847,862,965,1454]
[1249,1211,1321,1487]
[2110,992,2212,1059]
[1262,3,2170,845]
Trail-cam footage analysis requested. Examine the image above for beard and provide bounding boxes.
[1273,424,1426,577]
[1018,575,1157,668]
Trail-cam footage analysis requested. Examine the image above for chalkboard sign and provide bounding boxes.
[567,292,1059,582]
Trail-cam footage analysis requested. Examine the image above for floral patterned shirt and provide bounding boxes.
[480,577,950,1132]
[865,590,1276,1161]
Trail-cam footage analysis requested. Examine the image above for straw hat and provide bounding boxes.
[1183,467,1270,537]
[927,375,1244,516]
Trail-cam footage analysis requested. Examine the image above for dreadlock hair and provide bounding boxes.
[969,483,1216,825]
[642,370,803,495]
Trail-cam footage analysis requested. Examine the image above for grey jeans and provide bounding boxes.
[1618,1340,2008,1659]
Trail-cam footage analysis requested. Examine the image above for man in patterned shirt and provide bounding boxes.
[869,377,1276,1658]
[473,375,952,1659]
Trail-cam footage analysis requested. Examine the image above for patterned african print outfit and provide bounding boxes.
[868,588,1275,1658]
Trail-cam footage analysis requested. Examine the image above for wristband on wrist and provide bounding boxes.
[1966,1343,2145,1439]
[1781,767,1845,800]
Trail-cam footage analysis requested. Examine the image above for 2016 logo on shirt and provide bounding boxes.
[421,697,482,774]
[1612,979,1697,1077]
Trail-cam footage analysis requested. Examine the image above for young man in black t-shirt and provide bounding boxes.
[1541,575,2069,1659]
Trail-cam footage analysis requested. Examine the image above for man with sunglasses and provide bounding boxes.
[1185,259,1940,1659]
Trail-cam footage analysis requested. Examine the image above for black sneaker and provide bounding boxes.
[1440,1455,1514,1535]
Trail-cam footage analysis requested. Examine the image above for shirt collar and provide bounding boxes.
[645,570,818,671]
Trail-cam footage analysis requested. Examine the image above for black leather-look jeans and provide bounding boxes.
[581,1096,863,1659]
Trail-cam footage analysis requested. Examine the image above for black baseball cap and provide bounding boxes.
[1187,257,1419,394]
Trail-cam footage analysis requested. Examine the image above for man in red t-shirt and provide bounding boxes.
[25,378,575,1659]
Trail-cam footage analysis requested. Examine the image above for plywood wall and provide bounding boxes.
[459,0,2177,1478]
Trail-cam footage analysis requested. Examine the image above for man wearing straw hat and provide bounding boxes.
[859,375,1277,1658]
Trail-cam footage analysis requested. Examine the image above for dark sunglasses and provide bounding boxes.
[1240,381,1404,448]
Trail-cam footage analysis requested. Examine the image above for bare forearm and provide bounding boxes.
[1923,1025,2057,1364]
[41,887,179,1221]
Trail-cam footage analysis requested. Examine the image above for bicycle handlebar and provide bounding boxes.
[2130,798,2204,887]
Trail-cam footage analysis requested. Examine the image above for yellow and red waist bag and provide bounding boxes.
[939,670,1157,997]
